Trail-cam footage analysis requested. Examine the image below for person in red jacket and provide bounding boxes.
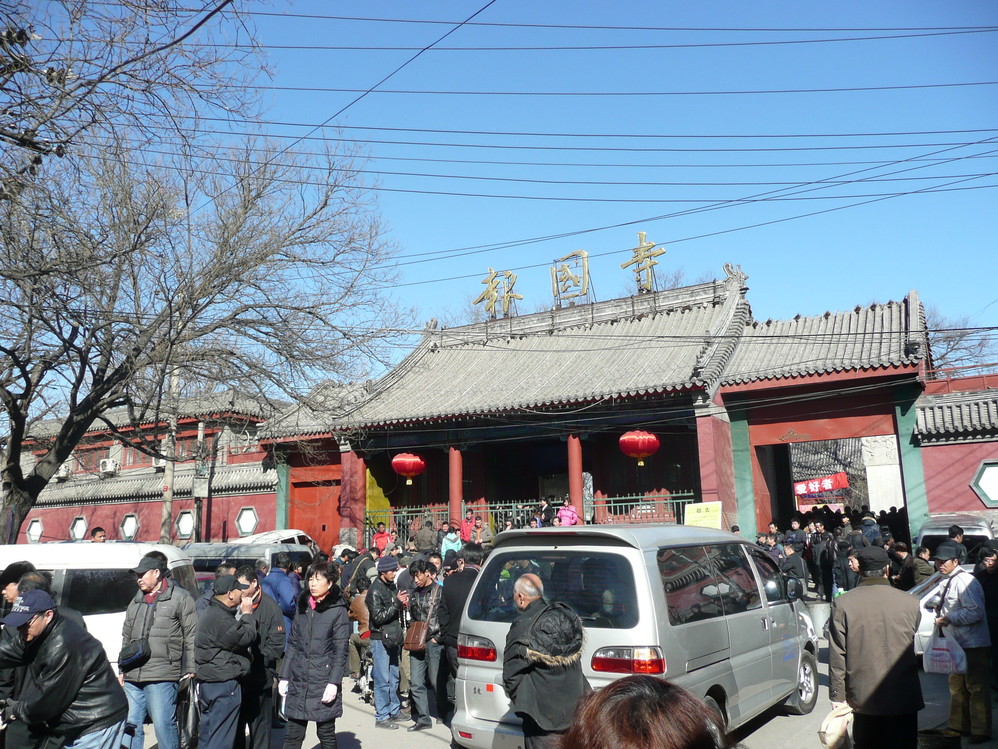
[459,510,475,544]
[371,523,392,553]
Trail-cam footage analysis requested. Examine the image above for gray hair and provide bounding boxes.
[513,575,543,599]
[254,557,270,574]
[860,565,889,578]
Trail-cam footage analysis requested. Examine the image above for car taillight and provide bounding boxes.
[591,646,665,674]
[458,634,497,662]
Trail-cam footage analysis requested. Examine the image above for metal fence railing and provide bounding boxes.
[362,492,700,549]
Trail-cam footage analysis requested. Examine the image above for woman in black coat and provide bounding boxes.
[279,561,351,749]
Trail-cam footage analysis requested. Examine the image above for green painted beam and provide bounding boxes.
[275,460,290,529]
[894,382,928,541]
[729,408,758,538]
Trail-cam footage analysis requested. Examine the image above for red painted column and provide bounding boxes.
[449,446,463,524]
[568,434,584,516]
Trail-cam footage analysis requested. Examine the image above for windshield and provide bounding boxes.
[920,534,991,563]
[467,550,639,629]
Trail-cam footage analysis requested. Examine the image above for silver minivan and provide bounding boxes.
[451,525,819,748]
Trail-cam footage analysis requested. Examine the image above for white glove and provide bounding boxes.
[321,683,338,704]
[278,680,289,697]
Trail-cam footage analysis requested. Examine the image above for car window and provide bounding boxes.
[705,544,763,613]
[747,548,788,604]
[656,546,724,625]
[61,568,136,616]
[467,550,638,629]
[171,564,200,599]
[921,534,991,563]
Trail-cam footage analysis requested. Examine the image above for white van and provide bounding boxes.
[0,542,198,670]
[451,525,819,748]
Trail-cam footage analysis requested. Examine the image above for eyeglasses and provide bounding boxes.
[16,613,40,632]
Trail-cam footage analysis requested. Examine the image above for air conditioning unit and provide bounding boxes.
[152,456,167,471]
[98,458,120,477]
[54,463,72,482]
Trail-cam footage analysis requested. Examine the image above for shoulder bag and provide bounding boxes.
[404,587,440,652]
[119,599,156,672]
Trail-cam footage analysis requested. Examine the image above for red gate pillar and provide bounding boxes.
[568,434,584,516]
[449,446,463,525]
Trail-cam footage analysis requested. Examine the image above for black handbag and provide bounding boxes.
[176,677,200,749]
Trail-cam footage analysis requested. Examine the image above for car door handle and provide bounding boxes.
[761,616,770,630]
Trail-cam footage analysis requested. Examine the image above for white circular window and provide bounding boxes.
[235,507,259,536]
[25,519,43,543]
[176,511,195,540]
[69,516,88,541]
[120,514,139,541]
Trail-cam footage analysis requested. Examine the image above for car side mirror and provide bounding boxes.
[785,577,803,601]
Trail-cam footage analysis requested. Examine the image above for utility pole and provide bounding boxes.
[159,369,179,543]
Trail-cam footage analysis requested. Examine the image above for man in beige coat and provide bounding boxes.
[828,545,923,748]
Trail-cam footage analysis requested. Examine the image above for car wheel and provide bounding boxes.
[703,694,727,741]
[784,650,818,715]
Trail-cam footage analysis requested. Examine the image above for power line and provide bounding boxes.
[246,80,998,97]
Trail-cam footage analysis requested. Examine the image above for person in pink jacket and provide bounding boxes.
[557,498,580,526]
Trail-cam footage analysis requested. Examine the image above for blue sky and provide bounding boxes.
[234,1,997,337]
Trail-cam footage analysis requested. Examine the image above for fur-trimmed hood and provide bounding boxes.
[523,601,585,667]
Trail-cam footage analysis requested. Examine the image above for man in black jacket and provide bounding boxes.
[437,542,484,726]
[196,575,256,749]
[366,556,407,729]
[0,589,129,748]
[234,567,286,749]
[502,574,589,749]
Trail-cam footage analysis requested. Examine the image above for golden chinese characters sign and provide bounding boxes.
[550,250,590,305]
[621,231,665,293]
[473,267,523,318]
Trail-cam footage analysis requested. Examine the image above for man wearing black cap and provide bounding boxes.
[120,552,197,749]
[0,590,129,747]
[366,555,407,729]
[828,545,923,748]
[933,539,992,743]
[196,575,256,749]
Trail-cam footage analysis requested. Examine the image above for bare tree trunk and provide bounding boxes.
[0,478,35,544]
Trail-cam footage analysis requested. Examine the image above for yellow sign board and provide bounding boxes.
[684,501,723,530]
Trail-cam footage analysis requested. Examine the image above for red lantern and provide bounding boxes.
[391,453,426,485]
[619,430,660,467]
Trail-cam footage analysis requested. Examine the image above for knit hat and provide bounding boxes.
[376,556,399,574]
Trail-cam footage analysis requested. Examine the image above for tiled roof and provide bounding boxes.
[721,291,926,385]
[35,464,277,506]
[916,390,998,443]
[340,269,750,428]
[28,390,285,439]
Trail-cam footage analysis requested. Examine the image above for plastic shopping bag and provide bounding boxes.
[176,677,199,749]
[923,626,967,674]
[818,703,853,749]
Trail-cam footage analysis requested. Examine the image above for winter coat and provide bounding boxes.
[913,557,935,586]
[441,533,462,559]
[412,526,437,552]
[502,598,590,733]
[557,505,580,526]
[828,577,923,715]
[938,568,991,649]
[348,590,370,635]
[242,591,286,688]
[860,518,880,544]
[409,582,443,641]
[366,576,404,645]
[195,597,254,682]
[261,568,297,636]
[120,578,197,683]
[0,613,128,742]
[280,590,350,723]
[438,566,479,648]
[784,528,807,554]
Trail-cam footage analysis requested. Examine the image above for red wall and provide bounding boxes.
[19,492,277,544]
[696,412,736,527]
[921,441,998,513]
